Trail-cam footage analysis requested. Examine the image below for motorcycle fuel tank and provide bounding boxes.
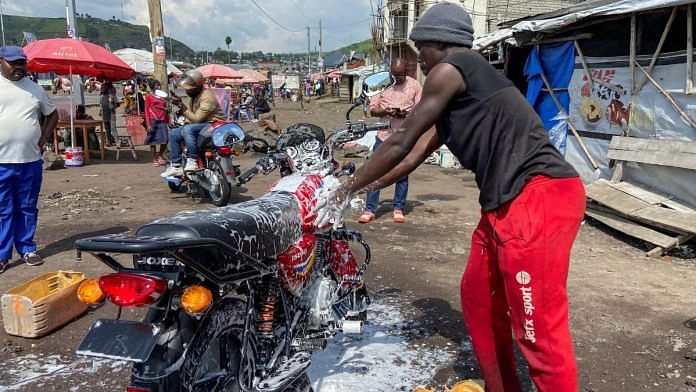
[269,173,324,232]
[277,233,318,295]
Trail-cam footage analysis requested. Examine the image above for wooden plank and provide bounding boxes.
[596,179,695,212]
[607,149,696,170]
[661,199,695,213]
[630,13,637,94]
[609,136,696,154]
[586,181,696,234]
[635,61,696,130]
[646,233,695,258]
[633,205,696,234]
[611,181,671,205]
[585,181,650,215]
[607,137,696,170]
[635,7,677,95]
[688,4,694,95]
[586,207,681,248]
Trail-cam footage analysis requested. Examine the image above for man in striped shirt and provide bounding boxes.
[360,58,422,223]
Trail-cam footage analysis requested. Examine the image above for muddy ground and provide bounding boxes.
[0,99,694,391]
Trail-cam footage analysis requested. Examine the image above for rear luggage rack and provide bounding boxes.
[75,234,276,285]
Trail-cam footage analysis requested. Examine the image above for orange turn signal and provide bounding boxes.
[181,285,213,314]
[77,278,105,305]
[204,151,213,158]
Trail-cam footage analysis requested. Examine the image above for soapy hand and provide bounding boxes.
[312,184,352,230]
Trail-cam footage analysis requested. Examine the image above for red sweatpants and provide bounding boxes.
[461,176,585,392]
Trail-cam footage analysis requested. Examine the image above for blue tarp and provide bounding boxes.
[524,41,575,154]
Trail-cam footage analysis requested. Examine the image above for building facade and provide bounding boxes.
[380,0,585,79]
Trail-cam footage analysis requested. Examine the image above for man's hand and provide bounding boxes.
[312,184,352,230]
[37,137,47,150]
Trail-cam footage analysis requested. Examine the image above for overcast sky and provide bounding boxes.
[1,0,375,53]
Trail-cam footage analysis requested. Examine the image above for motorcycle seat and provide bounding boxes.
[136,192,303,260]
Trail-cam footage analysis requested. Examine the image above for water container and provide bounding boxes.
[439,146,457,168]
[64,147,84,167]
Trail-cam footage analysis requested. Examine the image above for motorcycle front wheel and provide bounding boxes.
[179,298,255,392]
[207,160,231,207]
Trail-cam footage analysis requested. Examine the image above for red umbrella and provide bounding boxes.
[328,71,341,79]
[23,38,134,80]
[196,64,243,79]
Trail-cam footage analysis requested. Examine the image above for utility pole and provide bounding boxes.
[66,0,85,105]
[306,25,311,76]
[0,0,6,47]
[147,0,169,92]
[319,18,323,72]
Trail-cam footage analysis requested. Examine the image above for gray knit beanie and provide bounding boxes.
[409,2,474,48]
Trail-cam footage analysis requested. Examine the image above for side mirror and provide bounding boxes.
[362,72,395,97]
[213,123,246,146]
[341,162,356,175]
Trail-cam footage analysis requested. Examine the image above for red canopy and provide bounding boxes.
[23,38,134,80]
[196,64,243,79]
[327,71,341,79]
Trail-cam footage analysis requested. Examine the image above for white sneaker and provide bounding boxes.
[184,158,198,172]
[161,165,184,178]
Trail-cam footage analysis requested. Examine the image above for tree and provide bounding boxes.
[225,36,232,65]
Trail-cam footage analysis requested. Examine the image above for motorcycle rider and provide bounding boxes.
[161,69,224,177]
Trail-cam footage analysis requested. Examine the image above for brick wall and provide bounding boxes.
[485,0,586,33]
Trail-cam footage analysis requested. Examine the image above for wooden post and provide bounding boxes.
[574,40,594,93]
[535,46,600,169]
[635,7,677,95]
[635,60,696,130]
[147,0,169,93]
[687,4,693,94]
[630,13,637,95]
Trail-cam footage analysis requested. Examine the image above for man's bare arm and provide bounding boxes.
[38,110,59,149]
[343,63,465,194]
[360,127,441,193]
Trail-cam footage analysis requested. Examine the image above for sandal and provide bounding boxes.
[358,211,376,223]
[0,260,8,274]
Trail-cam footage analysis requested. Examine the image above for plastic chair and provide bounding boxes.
[236,104,252,122]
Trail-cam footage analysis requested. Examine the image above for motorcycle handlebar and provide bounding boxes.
[237,166,259,186]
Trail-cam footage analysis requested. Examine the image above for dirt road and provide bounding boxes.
[0,100,694,391]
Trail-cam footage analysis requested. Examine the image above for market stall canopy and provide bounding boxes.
[474,0,695,50]
[113,48,183,75]
[23,38,135,80]
[196,64,243,79]
[309,73,324,81]
[327,71,341,79]
[238,68,269,82]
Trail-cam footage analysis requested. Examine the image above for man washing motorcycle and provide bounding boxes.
[314,3,584,392]
[161,69,224,177]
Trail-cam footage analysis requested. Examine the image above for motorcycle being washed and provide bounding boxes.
[163,90,246,207]
[72,71,395,392]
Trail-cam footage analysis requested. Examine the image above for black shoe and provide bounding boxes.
[0,260,8,273]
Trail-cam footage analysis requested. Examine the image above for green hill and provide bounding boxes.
[323,39,374,59]
[2,14,194,61]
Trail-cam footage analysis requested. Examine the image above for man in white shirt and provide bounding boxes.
[0,46,58,273]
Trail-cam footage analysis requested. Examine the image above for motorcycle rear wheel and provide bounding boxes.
[208,160,231,207]
[180,298,254,392]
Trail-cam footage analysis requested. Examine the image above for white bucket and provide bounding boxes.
[439,146,457,168]
[64,147,84,167]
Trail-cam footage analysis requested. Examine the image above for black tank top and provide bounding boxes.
[437,50,578,211]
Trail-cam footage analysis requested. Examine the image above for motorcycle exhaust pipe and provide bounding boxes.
[341,320,363,334]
